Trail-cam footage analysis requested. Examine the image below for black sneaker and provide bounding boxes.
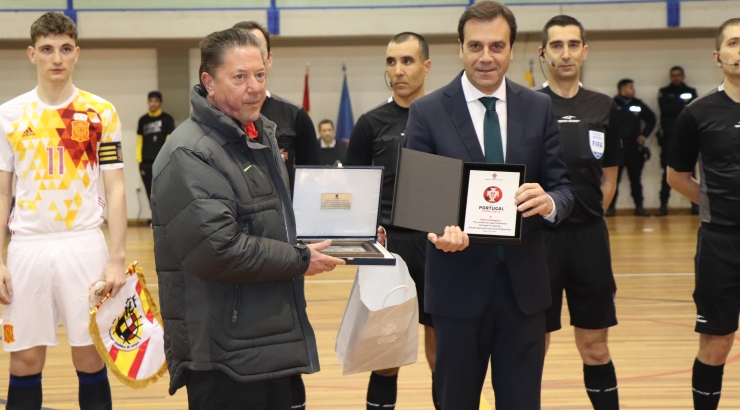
[634,207,651,217]
[604,208,616,217]
[655,206,668,217]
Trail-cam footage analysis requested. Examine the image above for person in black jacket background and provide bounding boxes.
[606,79,656,216]
[317,119,347,165]
[656,66,698,216]
[136,91,175,205]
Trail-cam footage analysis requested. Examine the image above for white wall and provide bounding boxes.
[0,48,158,220]
[189,36,721,209]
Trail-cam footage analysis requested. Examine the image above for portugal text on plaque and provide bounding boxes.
[463,170,520,237]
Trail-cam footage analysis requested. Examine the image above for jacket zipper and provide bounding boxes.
[264,139,314,370]
[262,137,291,243]
[250,129,314,370]
[231,284,241,327]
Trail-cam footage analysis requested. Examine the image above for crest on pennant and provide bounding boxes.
[89,262,167,389]
[71,120,90,142]
[110,296,143,350]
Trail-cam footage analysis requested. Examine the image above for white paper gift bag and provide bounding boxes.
[335,253,419,375]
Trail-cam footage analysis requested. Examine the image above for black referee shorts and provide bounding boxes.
[385,227,433,327]
[693,224,740,336]
[544,219,618,333]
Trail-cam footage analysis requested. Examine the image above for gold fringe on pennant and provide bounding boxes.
[89,263,169,389]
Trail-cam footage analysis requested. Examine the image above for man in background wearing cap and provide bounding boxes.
[136,91,175,209]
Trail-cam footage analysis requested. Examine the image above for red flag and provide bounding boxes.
[303,64,310,114]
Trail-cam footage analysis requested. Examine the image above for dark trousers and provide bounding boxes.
[612,143,645,209]
[659,140,671,206]
[185,370,291,410]
[139,162,153,202]
[432,265,546,410]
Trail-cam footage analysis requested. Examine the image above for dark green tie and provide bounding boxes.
[479,97,506,262]
[479,97,504,163]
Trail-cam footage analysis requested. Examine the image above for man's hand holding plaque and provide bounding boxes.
[514,183,554,218]
[428,226,470,253]
[305,240,347,276]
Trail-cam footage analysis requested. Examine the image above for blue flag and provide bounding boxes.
[336,65,354,143]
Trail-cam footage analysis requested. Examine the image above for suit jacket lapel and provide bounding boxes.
[443,73,485,162]
[505,80,523,164]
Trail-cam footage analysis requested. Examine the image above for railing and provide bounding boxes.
[0,0,731,30]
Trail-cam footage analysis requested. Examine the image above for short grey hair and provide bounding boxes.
[199,28,264,86]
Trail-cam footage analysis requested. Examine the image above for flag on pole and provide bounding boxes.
[336,64,354,144]
[524,58,535,88]
[89,262,167,389]
[303,63,311,114]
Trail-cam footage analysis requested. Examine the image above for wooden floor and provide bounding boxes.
[2,214,739,409]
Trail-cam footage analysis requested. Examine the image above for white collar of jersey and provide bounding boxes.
[541,81,583,88]
[388,96,393,103]
[266,90,272,98]
[719,83,724,92]
[33,86,79,109]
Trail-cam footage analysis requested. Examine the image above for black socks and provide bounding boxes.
[7,373,42,410]
[290,374,307,409]
[583,361,619,410]
[431,372,440,410]
[77,367,112,410]
[366,372,398,409]
[692,358,724,410]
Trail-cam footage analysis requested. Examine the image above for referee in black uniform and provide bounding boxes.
[538,16,622,410]
[233,21,320,193]
[668,18,740,410]
[345,32,437,410]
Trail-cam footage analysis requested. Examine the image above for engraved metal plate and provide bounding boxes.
[321,193,353,210]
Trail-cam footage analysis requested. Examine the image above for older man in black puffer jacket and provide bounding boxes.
[150,28,344,410]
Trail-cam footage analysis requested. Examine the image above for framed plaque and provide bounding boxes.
[459,163,525,244]
[293,166,396,265]
[299,239,385,259]
[392,148,526,244]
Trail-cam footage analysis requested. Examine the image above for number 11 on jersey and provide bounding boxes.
[47,146,65,176]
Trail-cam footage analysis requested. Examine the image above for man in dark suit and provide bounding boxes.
[403,2,574,409]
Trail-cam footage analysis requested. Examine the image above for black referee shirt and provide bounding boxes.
[137,111,175,163]
[345,98,408,227]
[669,85,740,228]
[260,93,319,191]
[540,86,623,224]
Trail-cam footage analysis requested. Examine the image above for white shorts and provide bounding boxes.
[2,229,109,352]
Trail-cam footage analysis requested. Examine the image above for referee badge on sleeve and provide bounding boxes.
[589,130,605,159]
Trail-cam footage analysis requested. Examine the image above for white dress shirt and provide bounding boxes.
[460,74,557,221]
[461,73,509,160]
[320,139,336,148]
